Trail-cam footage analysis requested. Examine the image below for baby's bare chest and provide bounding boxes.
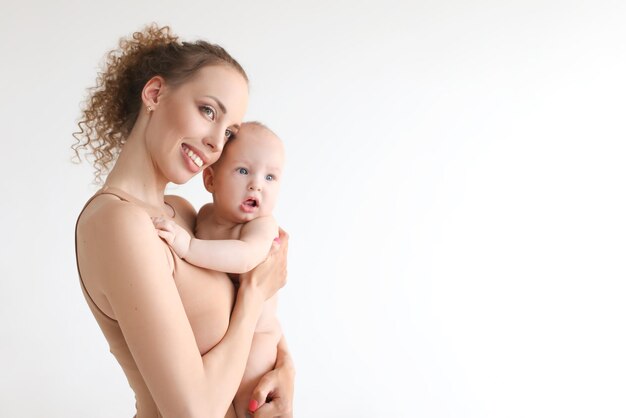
[195,215,244,240]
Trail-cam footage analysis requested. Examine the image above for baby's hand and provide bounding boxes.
[151,216,191,259]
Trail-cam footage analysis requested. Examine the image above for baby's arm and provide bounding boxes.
[153,215,278,274]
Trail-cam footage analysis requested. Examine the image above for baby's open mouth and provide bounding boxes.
[243,198,258,207]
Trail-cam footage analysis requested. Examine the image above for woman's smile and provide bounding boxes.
[181,143,209,170]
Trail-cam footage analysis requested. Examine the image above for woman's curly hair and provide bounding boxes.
[72,24,248,183]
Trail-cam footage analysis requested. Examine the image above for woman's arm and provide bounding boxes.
[153,215,278,273]
[78,199,287,418]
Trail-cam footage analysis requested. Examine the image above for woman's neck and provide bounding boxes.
[104,128,168,208]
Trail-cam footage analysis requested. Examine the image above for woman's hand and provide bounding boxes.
[239,228,289,301]
[248,341,295,418]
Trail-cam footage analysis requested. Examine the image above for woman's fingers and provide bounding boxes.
[253,399,291,418]
[239,227,290,300]
[248,359,294,417]
[278,229,288,287]
[249,372,273,411]
[277,227,289,247]
[250,387,292,418]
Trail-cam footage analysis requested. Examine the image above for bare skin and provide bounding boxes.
[76,65,294,418]
[152,124,285,275]
[153,125,287,417]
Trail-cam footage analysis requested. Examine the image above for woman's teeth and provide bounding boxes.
[184,147,203,167]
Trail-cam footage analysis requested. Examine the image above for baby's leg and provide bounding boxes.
[233,297,281,417]
[233,330,281,417]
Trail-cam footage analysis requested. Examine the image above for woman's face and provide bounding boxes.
[146,65,249,185]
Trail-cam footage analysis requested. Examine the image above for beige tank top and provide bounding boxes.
[75,186,237,418]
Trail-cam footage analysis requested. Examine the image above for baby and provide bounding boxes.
[153,121,285,417]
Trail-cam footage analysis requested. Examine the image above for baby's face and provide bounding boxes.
[207,125,285,223]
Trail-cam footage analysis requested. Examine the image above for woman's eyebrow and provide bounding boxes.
[203,95,227,114]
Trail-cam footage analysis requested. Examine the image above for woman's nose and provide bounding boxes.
[203,133,224,153]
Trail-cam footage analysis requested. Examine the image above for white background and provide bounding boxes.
[1,1,625,417]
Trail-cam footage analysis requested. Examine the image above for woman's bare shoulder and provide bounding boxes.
[165,194,197,229]
[76,194,174,307]
[77,194,168,267]
[78,194,154,235]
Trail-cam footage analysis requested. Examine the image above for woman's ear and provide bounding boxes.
[203,167,216,193]
[141,76,165,110]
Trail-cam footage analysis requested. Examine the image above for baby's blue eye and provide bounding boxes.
[238,168,248,175]
[200,105,216,120]
[225,129,233,139]
[265,174,274,181]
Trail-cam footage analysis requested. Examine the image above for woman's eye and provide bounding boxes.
[200,105,216,120]
[225,129,232,139]
[238,168,248,175]
[265,174,274,181]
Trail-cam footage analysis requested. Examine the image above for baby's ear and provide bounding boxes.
[203,167,216,193]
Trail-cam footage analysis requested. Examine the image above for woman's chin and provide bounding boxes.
[167,169,198,186]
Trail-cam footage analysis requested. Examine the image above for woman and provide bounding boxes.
[73,24,294,418]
